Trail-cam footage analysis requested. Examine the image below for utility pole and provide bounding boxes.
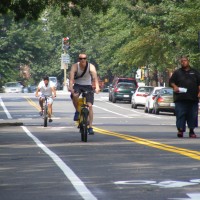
[61,37,70,91]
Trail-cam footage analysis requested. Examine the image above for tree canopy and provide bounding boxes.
[1,0,200,87]
[0,0,110,20]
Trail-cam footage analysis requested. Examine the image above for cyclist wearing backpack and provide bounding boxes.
[69,53,100,135]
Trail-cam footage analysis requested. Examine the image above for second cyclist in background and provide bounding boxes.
[35,76,56,122]
[69,53,100,135]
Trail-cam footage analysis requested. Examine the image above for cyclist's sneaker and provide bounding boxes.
[189,132,197,138]
[39,110,43,116]
[88,127,94,135]
[73,111,79,121]
[49,118,53,123]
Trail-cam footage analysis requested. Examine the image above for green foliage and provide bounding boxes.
[1,0,200,87]
[0,0,110,21]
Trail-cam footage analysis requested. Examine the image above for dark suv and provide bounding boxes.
[109,77,138,101]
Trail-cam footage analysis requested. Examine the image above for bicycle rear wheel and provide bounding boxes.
[44,105,48,127]
[80,108,89,142]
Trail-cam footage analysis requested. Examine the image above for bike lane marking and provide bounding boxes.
[21,126,97,200]
[94,127,200,161]
[114,180,200,199]
[169,193,200,199]
[114,179,200,188]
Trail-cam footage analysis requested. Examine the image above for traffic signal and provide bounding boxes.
[62,37,70,51]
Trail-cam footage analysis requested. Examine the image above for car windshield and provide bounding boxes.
[5,82,21,87]
[154,89,161,95]
[118,79,134,83]
[161,88,173,95]
[49,78,57,83]
[138,87,154,93]
[118,83,135,89]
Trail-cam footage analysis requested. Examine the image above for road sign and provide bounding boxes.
[61,54,70,64]
[61,61,68,70]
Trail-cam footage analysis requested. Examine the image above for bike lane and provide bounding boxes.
[0,126,87,200]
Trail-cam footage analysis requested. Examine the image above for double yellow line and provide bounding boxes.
[24,96,200,161]
[24,96,40,111]
[94,127,200,161]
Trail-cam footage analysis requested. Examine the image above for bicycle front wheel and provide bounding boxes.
[80,108,89,142]
[44,106,48,127]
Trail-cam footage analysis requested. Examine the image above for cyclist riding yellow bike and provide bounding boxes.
[35,76,56,122]
[69,53,100,135]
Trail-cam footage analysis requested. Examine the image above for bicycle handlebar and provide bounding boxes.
[80,90,94,97]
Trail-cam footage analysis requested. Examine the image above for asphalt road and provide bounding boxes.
[0,92,200,200]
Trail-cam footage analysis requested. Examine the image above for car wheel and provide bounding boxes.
[112,97,116,103]
[155,107,159,115]
[109,94,111,101]
[149,108,153,114]
[132,102,137,109]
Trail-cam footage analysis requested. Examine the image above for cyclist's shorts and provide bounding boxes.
[40,95,53,105]
[72,84,94,105]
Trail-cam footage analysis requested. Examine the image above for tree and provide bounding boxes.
[0,0,110,21]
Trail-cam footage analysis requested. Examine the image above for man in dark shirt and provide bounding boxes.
[169,56,200,138]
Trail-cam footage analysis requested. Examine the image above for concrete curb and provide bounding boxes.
[0,121,23,126]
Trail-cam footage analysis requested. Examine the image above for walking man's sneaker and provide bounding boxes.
[88,127,94,135]
[189,132,197,138]
[177,131,183,138]
[73,111,79,121]
[49,118,53,123]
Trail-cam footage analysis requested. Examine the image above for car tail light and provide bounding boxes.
[157,97,164,102]
[114,88,119,92]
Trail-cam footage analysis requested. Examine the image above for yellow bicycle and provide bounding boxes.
[77,91,91,142]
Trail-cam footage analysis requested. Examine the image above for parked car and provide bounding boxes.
[28,85,37,93]
[109,77,138,101]
[102,86,109,92]
[131,86,154,109]
[110,82,136,103]
[144,86,164,113]
[49,76,61,90]
[22,87,29,93]
[152,87,175,115]
[2,82,23,93]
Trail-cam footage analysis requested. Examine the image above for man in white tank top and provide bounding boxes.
[69,53,100,135]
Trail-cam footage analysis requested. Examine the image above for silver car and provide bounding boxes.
[2,82,23,93]
[152,87,175,115]
[144,86,164,113]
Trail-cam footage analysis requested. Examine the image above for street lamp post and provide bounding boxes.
[61,37,70,91]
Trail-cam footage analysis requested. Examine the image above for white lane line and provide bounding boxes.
[0,97,12,119]
[95,99,161,119]
[93,105,129,118]
[21,126,97,200]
